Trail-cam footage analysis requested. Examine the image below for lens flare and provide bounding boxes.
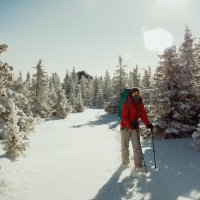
[143,28,173,53]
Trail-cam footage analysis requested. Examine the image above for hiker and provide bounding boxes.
[120,87,153,168]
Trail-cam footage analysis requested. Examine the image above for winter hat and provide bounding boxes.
[131,88,140,93]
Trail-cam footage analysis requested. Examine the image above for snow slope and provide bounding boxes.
[0,109,200,200]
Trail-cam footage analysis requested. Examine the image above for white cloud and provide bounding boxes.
[143,28,173,53]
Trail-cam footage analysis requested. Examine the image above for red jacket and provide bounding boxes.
[120,95,150,129]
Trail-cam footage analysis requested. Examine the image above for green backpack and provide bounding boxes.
[117,88,133,120]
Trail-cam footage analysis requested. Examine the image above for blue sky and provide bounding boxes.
[1,0,200,79]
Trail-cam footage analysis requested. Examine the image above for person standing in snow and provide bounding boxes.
[120,88,153,168]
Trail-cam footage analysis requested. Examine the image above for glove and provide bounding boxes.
[131,121,138,129]
[147,124,153,131]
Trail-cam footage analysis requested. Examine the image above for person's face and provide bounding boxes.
[132,91,140,96]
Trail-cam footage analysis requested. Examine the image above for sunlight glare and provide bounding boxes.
[143,28,173,53]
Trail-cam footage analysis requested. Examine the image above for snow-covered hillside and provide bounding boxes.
[0,109,200,200]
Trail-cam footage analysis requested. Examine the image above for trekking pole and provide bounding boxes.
[151,130,157,170]
[136,129,147,173]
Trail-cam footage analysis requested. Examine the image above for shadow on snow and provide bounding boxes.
[93,139,200,200]
[93,165,138,200]
[71,113,120,130]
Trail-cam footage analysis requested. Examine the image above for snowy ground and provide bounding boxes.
[0,109,200,200]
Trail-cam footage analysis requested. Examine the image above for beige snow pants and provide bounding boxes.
[120,128,143,167]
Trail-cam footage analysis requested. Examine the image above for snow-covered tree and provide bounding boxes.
[84,78,94,107]
[192,122,200,151]
[140,67,153,138]
[17,110,34,138]
[179,25,196,71]
[96,77,104,108]
[53,89,71,118]
[0,44,8,54]
[63,70,71,98]
[103,70,112,103]
[80,76,88,106]
[12,73,32,117]
[2,104,27,159]
[49,73,62,113]
[74,86,84,112]
[69,68,78,109]
[49,77,57,107]
[152,46,197,138]
[25,71,31,85]
[0,46,13,139]
[105,56,127,114]
[194,38,200,108]
[0,45,27,158]
[30,60,50,117]
[128,65,141,87]
[51,72,61,92]
[112,56,128,96]
[92,75,99,106]
[141,67,151,89]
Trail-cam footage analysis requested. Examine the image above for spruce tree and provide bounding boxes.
[152,46,196,138]
[194,38,200,110]
[179,25,196,71]
[92,75,99,106]
[2,105,27,159]
[74,85,84,112]
[192,122,200,151]
[96,77,104,108]
[30,60,50,117]
[0,44,13,139]
[63,70,71,98]
[112,56,127,96]
[84,78,94,107]
[103,70,112,103]
[80,76,87,106]
[54,89,71,118]
[69,68,78,109]
[0,44,27,158]
[105,56,127,114]
[141,67,152,89]
[128,65,141,87]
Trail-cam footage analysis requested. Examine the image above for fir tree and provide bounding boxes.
[105,56,127,114]
[0,45,27,158]
[74,86,84,112]
[141,69,151,89]
[128,65,141,87]
[92,75,99,106]
[0,44,8,54]
[152,46,197,138]
[0,45,13,139]
[54,89,71,118]
[30,60,50,117]
[63,70,71,97]
[69,68,78,109]
[194,38,200,109]
[2,104,27,159]
[179,25,196,71]
[112,56,127,96]
[192,122,200,151]
[84,78,94,107]
[51,72,61,92]
[96,77,104,108]
[80,76,87,106]
[103,70,112,103]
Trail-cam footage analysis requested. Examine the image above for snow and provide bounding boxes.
[0,109,200,200]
